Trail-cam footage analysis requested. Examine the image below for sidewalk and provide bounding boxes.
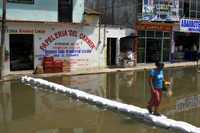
[1,61,198,82]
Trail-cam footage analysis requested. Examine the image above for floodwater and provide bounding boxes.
[0,67,200,133]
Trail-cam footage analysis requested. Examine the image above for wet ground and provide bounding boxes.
[0,66,200,133]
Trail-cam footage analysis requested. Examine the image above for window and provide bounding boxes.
[179,0,200,19]
[8,0,34,4]
[184,2,189,17]
[58,0,73,22]
[191,0,196,10]
[190,11,196,18]
[147,31,155,38]
[164,32,170,38]
[65,0,72,6]
[137,0,142,19]
[155,31,162,38]
[138,31,145,37]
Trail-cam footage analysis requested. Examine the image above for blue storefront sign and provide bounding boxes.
[141,0,179,22]
[180,19,200,33]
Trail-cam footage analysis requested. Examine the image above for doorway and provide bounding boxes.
[107,38,117,66]
[174,32,199,61]
[146,39,162,63]
[138,30,171,63]
[10,34,34,71]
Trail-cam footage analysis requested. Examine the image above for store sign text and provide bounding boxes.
[141,0,179,22]
[180,19,200,32]
[7,28,45,33]
[44,49,92,57]
[40,30,96,50]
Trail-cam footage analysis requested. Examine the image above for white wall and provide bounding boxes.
[3,22,135,74]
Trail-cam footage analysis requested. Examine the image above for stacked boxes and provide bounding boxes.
[54,60,63,72]
[43,57,63,73]
[63,60,71,72]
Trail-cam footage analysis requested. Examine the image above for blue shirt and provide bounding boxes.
[149,69,164,89]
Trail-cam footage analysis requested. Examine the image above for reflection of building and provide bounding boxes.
[0,78,147,133]
[0,81,104,133]
[61,74,107,97]
[176,95,200,112]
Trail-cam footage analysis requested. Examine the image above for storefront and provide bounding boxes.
[137,0,179,63]
[2,22,135,74]
[172,19,200,62]
[4,22,105,74]
[103,27,136,67]
[136,22,173,63]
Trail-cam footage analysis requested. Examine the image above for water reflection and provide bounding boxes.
[45,67,200,127]
[0,67,200,133]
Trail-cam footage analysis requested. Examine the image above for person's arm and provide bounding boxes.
[148,70,155,90]
[148,76,155,91]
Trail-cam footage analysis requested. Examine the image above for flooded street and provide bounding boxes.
[0,67,200,133]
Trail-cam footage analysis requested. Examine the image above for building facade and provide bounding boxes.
[137,0,200,63]
[0,0,135,75]
[86,0,200,64]
[0,0,84,23]
[85,0,137,28]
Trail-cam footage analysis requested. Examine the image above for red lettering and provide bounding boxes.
[49,35,56,42]
[40,42,48,50]
[40,30,95,51]
[73,31,78,37]
[45,38,51,45]
[79,33,84,39]
[79,33,95,49]
[58,31,63,38]
[68,30,77,37]
[54,32,60,39]
[61,30,68,37]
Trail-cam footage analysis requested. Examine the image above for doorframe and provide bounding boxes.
[107,38,117,66]
[9,34,34,71]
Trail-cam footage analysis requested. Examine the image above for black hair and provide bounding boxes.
[155,61,164,68]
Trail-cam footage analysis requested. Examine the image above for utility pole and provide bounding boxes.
[0,0,7,79]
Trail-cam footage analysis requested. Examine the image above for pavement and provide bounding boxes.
[1,61,198,82]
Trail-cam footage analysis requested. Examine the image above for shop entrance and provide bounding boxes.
[174,32,199,61]
[10,34,34,71]
[146,39,162,63]
[138,30,171,63]
[107,38,117,66]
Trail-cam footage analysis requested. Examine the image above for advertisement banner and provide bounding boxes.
[142,0,179,22]
[180,19,200,33]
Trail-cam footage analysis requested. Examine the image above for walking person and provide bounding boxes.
[147,61,164,116]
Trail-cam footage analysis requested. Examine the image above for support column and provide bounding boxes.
[170,31,175,63]
[161,32,164,62]
[198,34,200,54]
[0,0,7,79]
[116,38,120,66]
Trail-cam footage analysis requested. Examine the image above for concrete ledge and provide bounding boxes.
[0,61,198,82]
